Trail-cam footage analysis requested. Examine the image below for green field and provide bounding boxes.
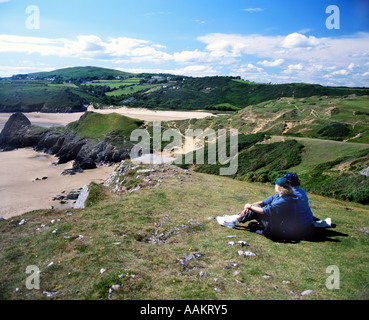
[106,84,161,96]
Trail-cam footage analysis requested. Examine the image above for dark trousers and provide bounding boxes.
[237,208,270,231]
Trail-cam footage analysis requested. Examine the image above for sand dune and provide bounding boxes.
[86,105,215,121]
[0,106,215,132]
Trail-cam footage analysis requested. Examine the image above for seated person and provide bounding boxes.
[221,177,306,240]
[284,172,316,225]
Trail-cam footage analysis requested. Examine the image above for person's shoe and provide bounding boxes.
[217,216,236,228]
[313,217,332,228]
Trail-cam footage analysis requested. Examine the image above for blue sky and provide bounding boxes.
[0,0,368,86]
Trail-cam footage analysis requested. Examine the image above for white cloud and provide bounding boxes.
[0,31,368,86]
[194,19,207,25]
[176,65,218,76]
[0,0,11,3]
[280,32,321,49]
[257,59,284,67]
[0,65,53,77]
[123,65,218,77]
[0,34,171,63]
[347,63,355,70]
[197,32,369,85]
[282,64,304,74]
[245,63,263,72]
[173,49,210,63]
[198,33,283,58]
[331,69,349,76]
[242,8,263,13]
[298,28,312,34]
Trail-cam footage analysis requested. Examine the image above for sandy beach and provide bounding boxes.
[0,112,85,132]
[85,105,215,121]
[0,107,214,219]
[0,106,215,132]
[0,148,116,219]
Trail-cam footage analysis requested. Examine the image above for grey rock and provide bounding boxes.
[43,291,58,297]
[238,250,256,257]
[0,112,131,172]
[301,290,314,296]
[74,184,89,209]
[0,113,32,150]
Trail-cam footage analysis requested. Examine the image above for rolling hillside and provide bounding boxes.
[157,94,369,204]
[127,77,369,111]
[169,95,369,143]
[1,66,369,113]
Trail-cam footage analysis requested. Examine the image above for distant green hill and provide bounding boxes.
[28,66,134,81]
[127,76,369,111]
[1,66,369,113]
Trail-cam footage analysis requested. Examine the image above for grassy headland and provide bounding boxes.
[67,111,144,148]
[0,162,368,300]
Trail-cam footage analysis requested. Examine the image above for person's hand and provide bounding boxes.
[244,203,252,210]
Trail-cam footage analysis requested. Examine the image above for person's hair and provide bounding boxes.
[289,176,300,187]
[275,184,294,196]
[284,173,300,187]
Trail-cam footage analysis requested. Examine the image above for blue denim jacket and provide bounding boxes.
[262,193,299,235]
[291,187,314,229]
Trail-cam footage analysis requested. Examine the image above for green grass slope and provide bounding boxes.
[67,111,144,148]
[1,162,368,300]
[0,85,87,112]
[170,95,369,143]
[174,133,369,204]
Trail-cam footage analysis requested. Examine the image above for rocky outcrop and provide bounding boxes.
[0,112,131,172]
[0,112,39,151]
